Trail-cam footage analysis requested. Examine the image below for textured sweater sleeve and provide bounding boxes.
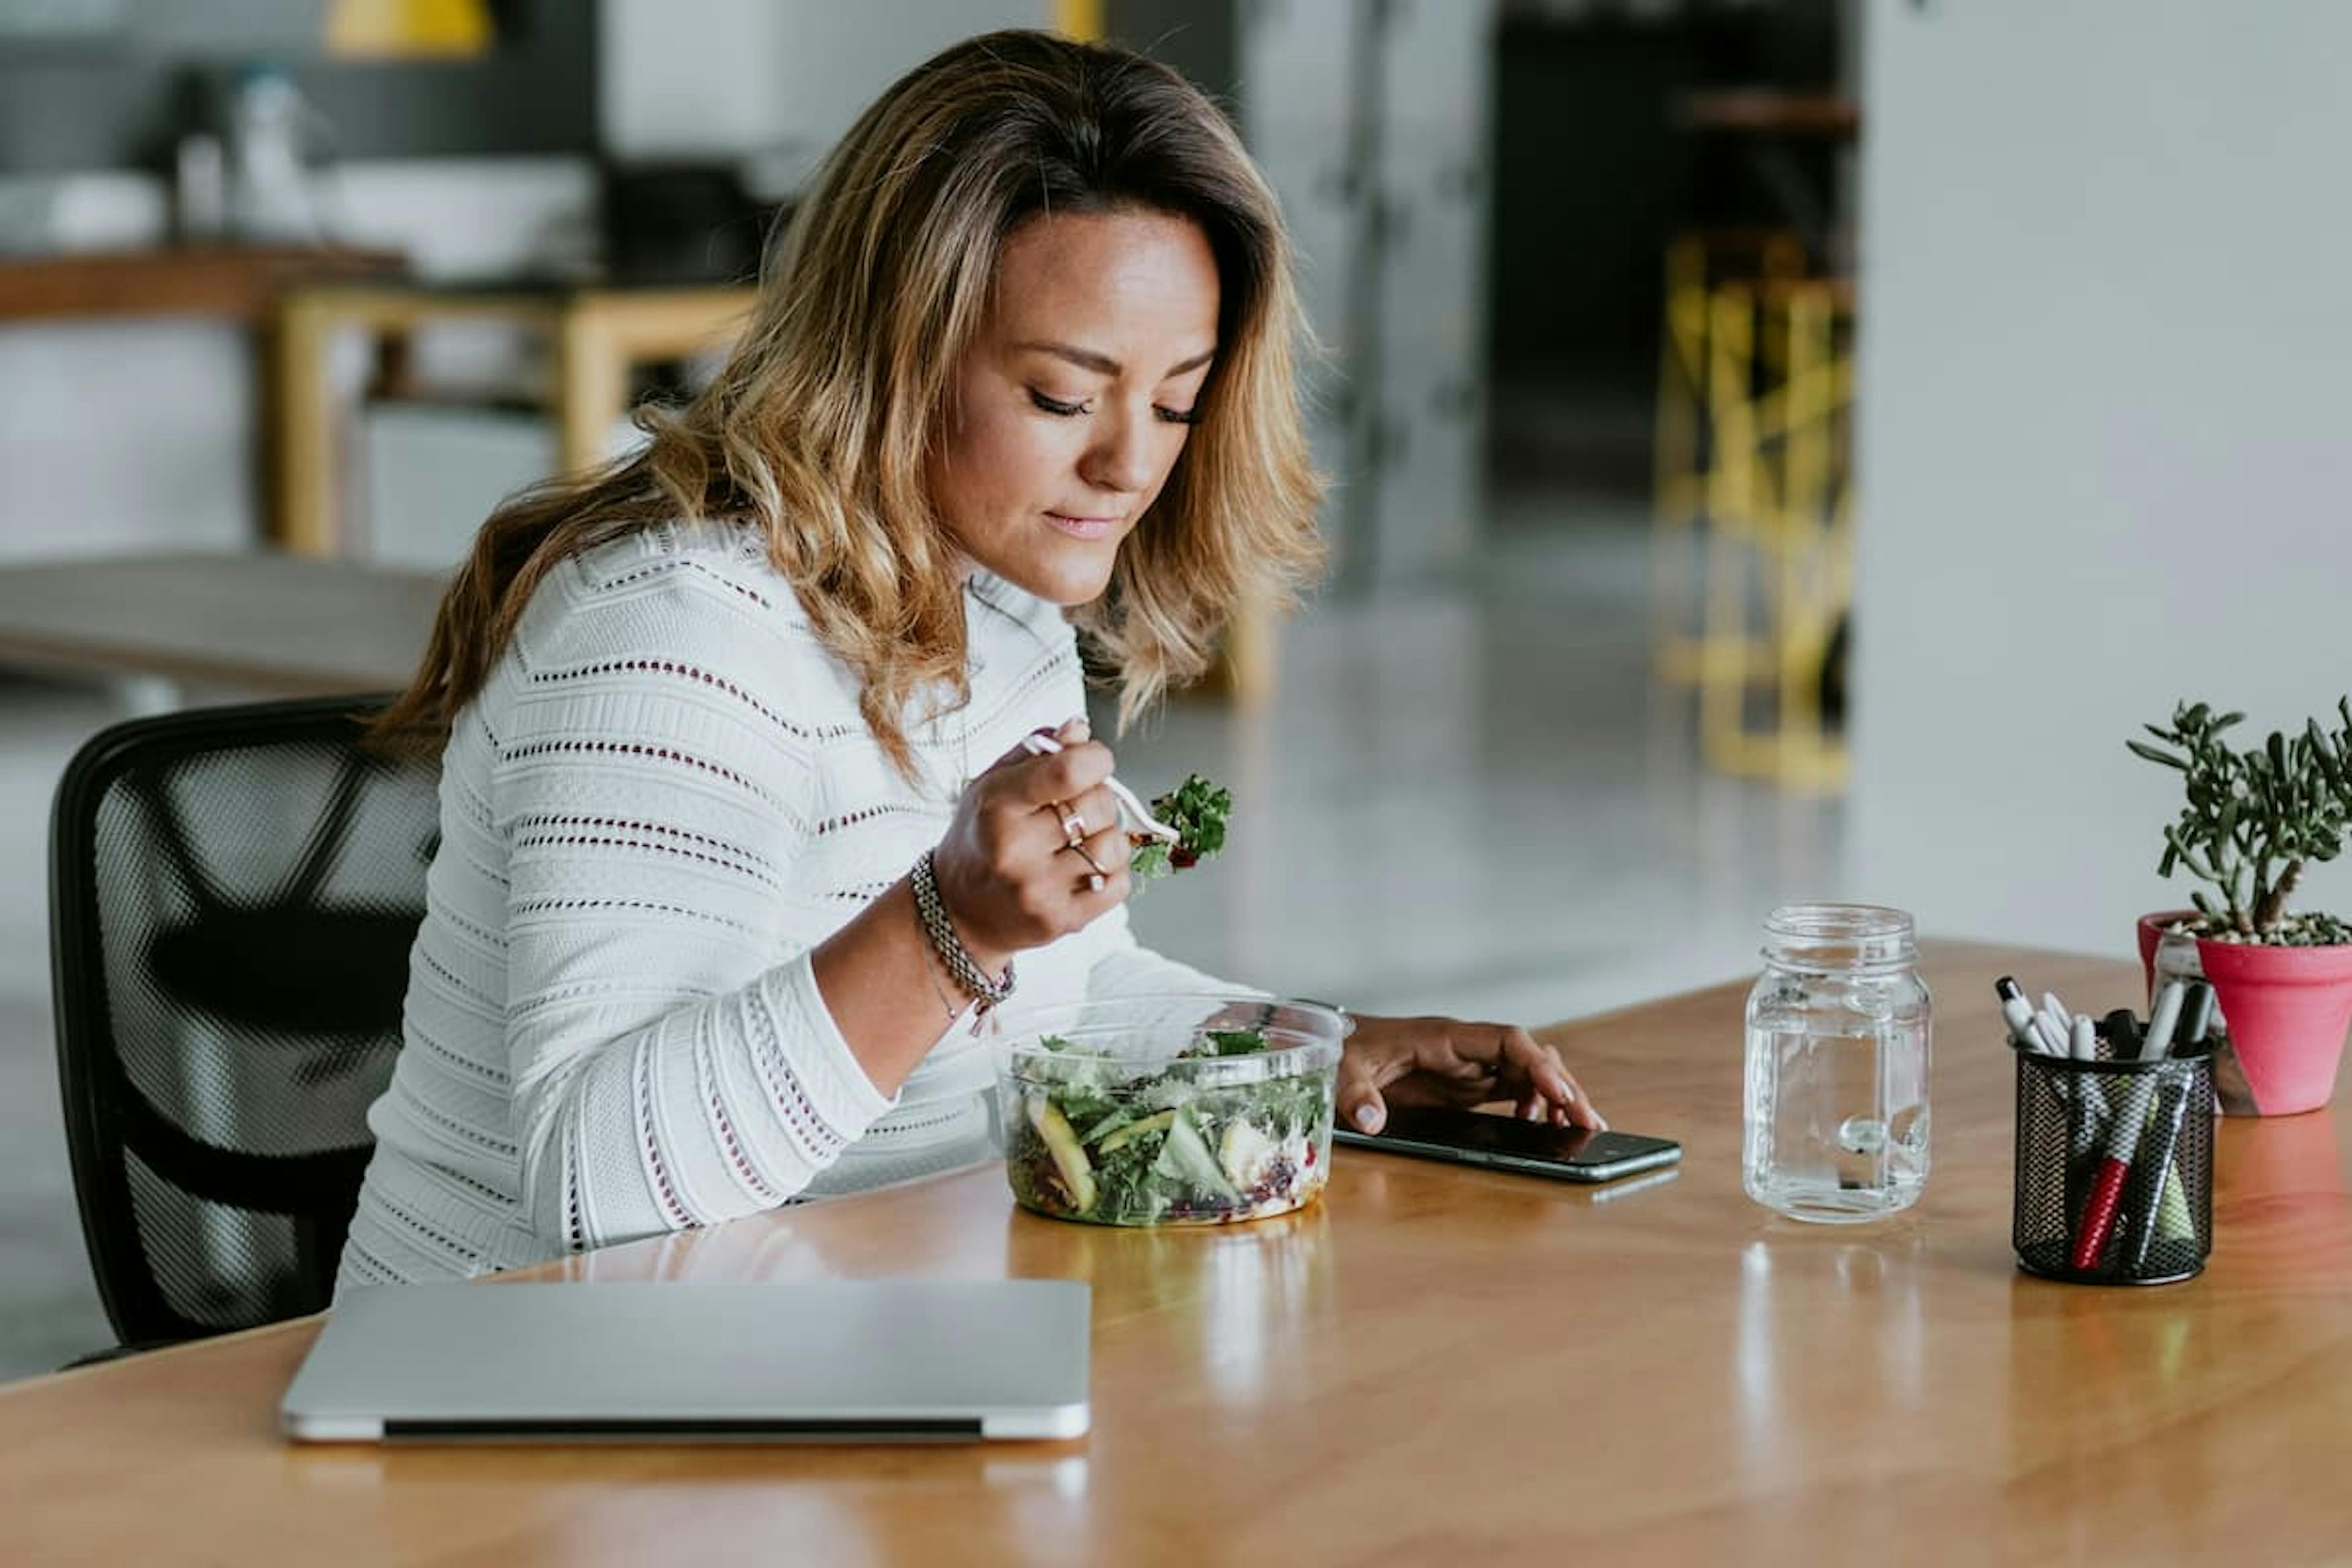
[492,564,894,1255]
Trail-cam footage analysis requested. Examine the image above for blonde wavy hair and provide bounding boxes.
[371,28,1325,780]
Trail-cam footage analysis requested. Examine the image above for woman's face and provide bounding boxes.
[928,207,1221,606]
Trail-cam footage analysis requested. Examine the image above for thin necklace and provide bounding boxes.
[951,578,980,796]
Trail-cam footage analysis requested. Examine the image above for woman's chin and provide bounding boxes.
[989,552,1117,609]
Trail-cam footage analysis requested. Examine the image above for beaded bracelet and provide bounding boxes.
[910,850,1015,1015]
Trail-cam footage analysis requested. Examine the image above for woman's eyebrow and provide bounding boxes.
[1015,341,1217,379]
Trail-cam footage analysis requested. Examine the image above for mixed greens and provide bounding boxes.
[1128,774,1232,887]
[1005,1026,1333,1226]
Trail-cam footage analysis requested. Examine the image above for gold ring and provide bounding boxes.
[1058,806,1087,847]
[1068,840,1110,878]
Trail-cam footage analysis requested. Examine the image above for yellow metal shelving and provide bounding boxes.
[1651,233,1855,793]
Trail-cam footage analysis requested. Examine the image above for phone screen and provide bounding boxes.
[1338,1105,1681,1182]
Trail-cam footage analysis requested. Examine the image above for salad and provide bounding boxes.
[1128,774,1232,888]
[1005,1025,1336,1226]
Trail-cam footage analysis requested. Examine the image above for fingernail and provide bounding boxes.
[1355,1104,1381,1132]
[1063,715,1091,741]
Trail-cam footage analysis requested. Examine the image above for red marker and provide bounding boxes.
[2070,1077,2157,1271]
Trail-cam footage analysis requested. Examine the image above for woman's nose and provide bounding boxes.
[1080,405,1156,496]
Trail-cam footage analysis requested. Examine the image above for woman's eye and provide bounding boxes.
[1156,406,1203,426]
[1028,390,1089,417]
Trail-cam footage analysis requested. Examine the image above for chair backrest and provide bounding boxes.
[50,695,439,1346]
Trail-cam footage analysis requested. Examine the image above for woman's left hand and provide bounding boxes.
[1336,1013,1605,1136]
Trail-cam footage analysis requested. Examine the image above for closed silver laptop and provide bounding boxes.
[282,1280,1090,1443]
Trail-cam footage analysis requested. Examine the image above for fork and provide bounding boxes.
[1019,731,1182,844]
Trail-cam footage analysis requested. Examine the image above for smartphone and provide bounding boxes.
[1333,1105,1682,1184]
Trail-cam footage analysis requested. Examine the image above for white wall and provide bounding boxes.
[600,0,1054,188]
[1850,0,2352,957]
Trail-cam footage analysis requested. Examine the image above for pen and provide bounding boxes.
[2173,981,2223,1116]
[2101,1008,2143,1058]
[2118,986,2212,1268]
[2173,982,2215,1054]
[2067,1010,2109,1156]
[2040,993,2074,1057]
[2143,980,2188,1060]
[1995,976,2059,1054]
[2070,1069,2160,1271]
[2041,992,2079,1053]
[2120,1071,2197,1270]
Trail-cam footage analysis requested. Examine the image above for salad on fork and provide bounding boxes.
[1019,731,1232,887]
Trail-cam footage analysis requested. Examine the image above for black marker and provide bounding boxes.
[2174,982,2216,1052]
[2102,1008,2143,1058]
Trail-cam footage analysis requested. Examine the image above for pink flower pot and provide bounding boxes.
[2193,936,2352,1116]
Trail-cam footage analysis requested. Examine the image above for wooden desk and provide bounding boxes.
[9,943,2343,1562]
[0,246,405,327]
[271,282,760,557]
[0,552,444,695]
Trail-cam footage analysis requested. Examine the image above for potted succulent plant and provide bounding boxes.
[2130,699,2352,1115]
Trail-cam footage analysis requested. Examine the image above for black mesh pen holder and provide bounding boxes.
[2013,1044,2214,1286]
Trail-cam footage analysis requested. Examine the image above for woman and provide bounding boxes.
[339,29,1601,1287]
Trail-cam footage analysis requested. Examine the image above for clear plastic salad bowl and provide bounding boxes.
[997,995,1348,1227]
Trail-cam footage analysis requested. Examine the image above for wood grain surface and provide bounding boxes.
[2,942,2345,1564]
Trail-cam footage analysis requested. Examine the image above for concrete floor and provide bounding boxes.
[0,506,1846,1381]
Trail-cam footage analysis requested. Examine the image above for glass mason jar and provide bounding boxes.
[1743,904,1933,1222]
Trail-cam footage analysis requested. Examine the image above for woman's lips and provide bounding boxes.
[1045,512,1121,541]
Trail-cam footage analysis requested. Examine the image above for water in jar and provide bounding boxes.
[1744,971,1931,1221]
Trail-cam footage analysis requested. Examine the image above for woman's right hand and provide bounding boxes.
[928,717,1133,971]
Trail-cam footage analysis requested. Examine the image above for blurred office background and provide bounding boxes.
[3,0,2346,1375]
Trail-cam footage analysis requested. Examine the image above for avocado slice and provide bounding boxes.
[1026,1095,1098,1213]
[1098,1108,1177,1156]
[1080,1107,1137,1143]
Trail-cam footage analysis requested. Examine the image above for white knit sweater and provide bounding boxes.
[337,521,1227,1287]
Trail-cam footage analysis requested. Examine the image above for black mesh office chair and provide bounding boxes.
[50,695,439,1348]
